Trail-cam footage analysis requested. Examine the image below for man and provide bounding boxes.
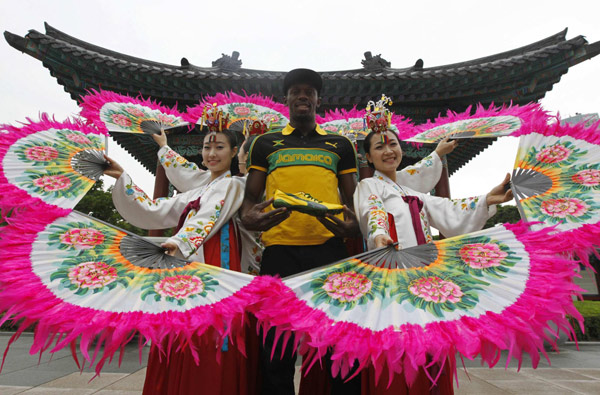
[241,68,360,394]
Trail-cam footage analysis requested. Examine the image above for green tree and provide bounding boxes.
[74,180,147,236]
[483,204,522,229]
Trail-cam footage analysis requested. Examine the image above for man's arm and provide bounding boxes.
[241,170,290,231]
[338,172,357,210]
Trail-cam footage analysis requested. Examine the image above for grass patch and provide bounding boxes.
[572,300,600,341]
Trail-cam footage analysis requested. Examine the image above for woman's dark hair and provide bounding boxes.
[242,135,258,155]
[202,130,239,175]
[363,129,402,169]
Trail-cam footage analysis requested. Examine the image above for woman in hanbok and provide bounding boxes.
[150,129,263,275]
[353,127,512,394]
[104,127,259,395]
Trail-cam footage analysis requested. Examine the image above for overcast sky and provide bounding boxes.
[1,0,599,196]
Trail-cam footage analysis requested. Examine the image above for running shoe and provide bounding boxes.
[272,190,344,216]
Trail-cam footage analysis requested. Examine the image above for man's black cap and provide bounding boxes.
[283,68,322,95]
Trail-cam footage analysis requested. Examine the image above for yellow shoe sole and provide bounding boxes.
[272,190,343,216]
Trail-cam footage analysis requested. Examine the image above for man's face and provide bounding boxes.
[284,83,321,122]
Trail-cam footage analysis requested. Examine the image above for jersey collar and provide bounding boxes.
[281,124,327,136]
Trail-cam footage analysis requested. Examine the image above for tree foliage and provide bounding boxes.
[74,180,147,236]
[483,204,522,229]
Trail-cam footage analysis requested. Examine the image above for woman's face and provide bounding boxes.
[365,130,403,174]
[202,133,237,177]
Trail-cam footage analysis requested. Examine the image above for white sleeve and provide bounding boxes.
[112,172,192,229]
[423,193,497,238]
[157,145,211,192]
[165,177,245,259]
[354,179,390,250]
[396,151,442,193]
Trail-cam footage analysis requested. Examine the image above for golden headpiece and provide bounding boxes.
[200,103,230,141]
[242,115,277,137]
[365,94,393,143]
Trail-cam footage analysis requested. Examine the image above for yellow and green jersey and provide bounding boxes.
[248,124,358,246]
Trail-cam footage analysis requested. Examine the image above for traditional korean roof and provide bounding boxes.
[5,23,600,174]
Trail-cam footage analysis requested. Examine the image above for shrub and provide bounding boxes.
[572,300,600,341]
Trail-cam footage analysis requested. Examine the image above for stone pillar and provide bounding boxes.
[434,154,451,199]
[434,155,451,239]
[148,161,169,237]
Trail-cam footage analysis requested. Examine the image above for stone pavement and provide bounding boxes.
[1,333,599,394]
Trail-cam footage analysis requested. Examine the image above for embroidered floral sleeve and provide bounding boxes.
[172,199,223,256]
[354,179,392,250]
[396,151,442,193]
[452,196,480,211]
[166,176,245,259]
[423,193,495,239]
[158,145,199,171]
[366,194,389,239]
[112,172,191,230]
[123,176,166,207]
[158,145,210,192]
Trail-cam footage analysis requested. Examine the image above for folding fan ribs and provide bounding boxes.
[0,115,108,213]
[510,122,600,236]
[80,90,189,135]
[250,224,584,385]
[405,103,549,143]
[0,211,264,374]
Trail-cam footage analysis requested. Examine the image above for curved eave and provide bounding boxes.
[41,23,570,74]
[6,24,598,82]
[5,25,589,108]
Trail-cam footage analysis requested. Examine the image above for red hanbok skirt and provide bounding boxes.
[142,222,261,395]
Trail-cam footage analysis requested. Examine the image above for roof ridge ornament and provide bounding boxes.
[362,51,391,71]
[212,51,242,71]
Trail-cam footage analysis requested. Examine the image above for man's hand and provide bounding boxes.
[241,198,291,231]
[151,129,168,148]
[317,206,360,238]
[486,173,514,206]
[103,155,124,179]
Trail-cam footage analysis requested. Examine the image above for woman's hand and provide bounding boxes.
[161,241,179,256]
[151,129,168,148]
[486,173,513,206]
[435,136,458,157]
[103,155,124,179]
[374,234,394,248]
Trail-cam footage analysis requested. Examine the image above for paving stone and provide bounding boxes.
[42,372,127,389]
[564,368,600,379]
[550,380,600,394]
[0,385,32,395]
[0,369,71,387]
[486,379,579,393]
[453,376,506,395]
[18,388,96,394]
[468,368,528,381]
[103,368,147,391]
[3,333,600,393]
[522,368,596,381]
